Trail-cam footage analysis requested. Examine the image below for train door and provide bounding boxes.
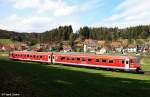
[125,59,129,70]
[52,54,55,63]
[48,55,51,63]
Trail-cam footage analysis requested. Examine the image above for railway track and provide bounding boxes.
[143,71,150,75]
[128,70,150,75]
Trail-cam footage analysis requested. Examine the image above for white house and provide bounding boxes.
[128,45,137,52]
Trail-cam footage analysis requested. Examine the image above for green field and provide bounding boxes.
[0,51,9,54]
[0,57,150,97]
[141,57,150,71]
[0,39,14,45]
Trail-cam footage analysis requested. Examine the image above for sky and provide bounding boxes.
[0,0,150,32]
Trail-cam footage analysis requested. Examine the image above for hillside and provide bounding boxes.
[0,29,40,45]
[0,39,14,45]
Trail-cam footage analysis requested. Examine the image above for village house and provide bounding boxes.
[84,39,99,52]
[111,41,123,52]
[0,45,14,51]
[97,40,105,48]
[62,41,72,52]
[127,44,137,52]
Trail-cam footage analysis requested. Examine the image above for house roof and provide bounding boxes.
[84,39,98,47]
[128,44,137,48]
[0,45,13,50]
[111,42,122,48]
[84,39,97,44]
[97,40,105,46]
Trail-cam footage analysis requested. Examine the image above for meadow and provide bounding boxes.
[0,56,150,97]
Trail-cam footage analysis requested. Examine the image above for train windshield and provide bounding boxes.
[130,59,136,63]
[130,58,140,64]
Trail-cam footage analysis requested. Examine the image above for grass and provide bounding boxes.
[141,57,150,71]
[0,39,14,45]
[0,51,9,54]
[0,57,150,97]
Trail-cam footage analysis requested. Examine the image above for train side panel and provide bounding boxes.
[9,51,52,63]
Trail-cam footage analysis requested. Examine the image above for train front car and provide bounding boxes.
[128,57,141,72]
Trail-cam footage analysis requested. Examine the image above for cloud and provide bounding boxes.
[37,0,79,16]
[9,0,79,16]
[95,0,150,28]
[0,14,52,32]
[0,14,81,32]
[0,0,104,32]
[9,0,103,16]
[13,0,40,9]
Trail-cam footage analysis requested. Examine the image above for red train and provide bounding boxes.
[9,51,141,72]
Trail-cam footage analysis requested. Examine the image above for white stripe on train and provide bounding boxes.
[54,61,137,70]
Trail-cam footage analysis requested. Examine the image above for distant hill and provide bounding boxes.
[0,29,40,45]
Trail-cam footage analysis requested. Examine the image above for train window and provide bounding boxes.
[27,55,29,57]
[126,61,129,64]
[61,57,65,60]
[33,55,36,58]
[109,60,113,63]
[40,56,42,58]
[122,60,125,64]
[67,57,70,60]
[77,58,80,60]
[88,58,92,61]
[72,58,75,60]
[53,56,54,59]
[102,59,106,63]
[30,55,32,57]
[16,54,17,56]
[130,59,135,63]
[95,59,100,62]
[82,58,85,61]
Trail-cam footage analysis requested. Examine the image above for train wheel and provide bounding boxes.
[135,68,141,73]
[96,67,101,70]
[114,69,120,72]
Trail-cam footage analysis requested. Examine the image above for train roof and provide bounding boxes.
[11,51,52,54]
[11,51,136,59]
[54,52,136,59]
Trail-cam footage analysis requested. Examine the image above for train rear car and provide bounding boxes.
[9,51,52,63]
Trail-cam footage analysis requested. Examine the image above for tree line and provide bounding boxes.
[0,25,150,46]
[78,25,150,41]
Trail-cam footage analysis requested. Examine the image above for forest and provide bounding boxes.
[0,25,150,46]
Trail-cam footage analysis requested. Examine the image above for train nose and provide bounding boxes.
[136,63,141,70]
